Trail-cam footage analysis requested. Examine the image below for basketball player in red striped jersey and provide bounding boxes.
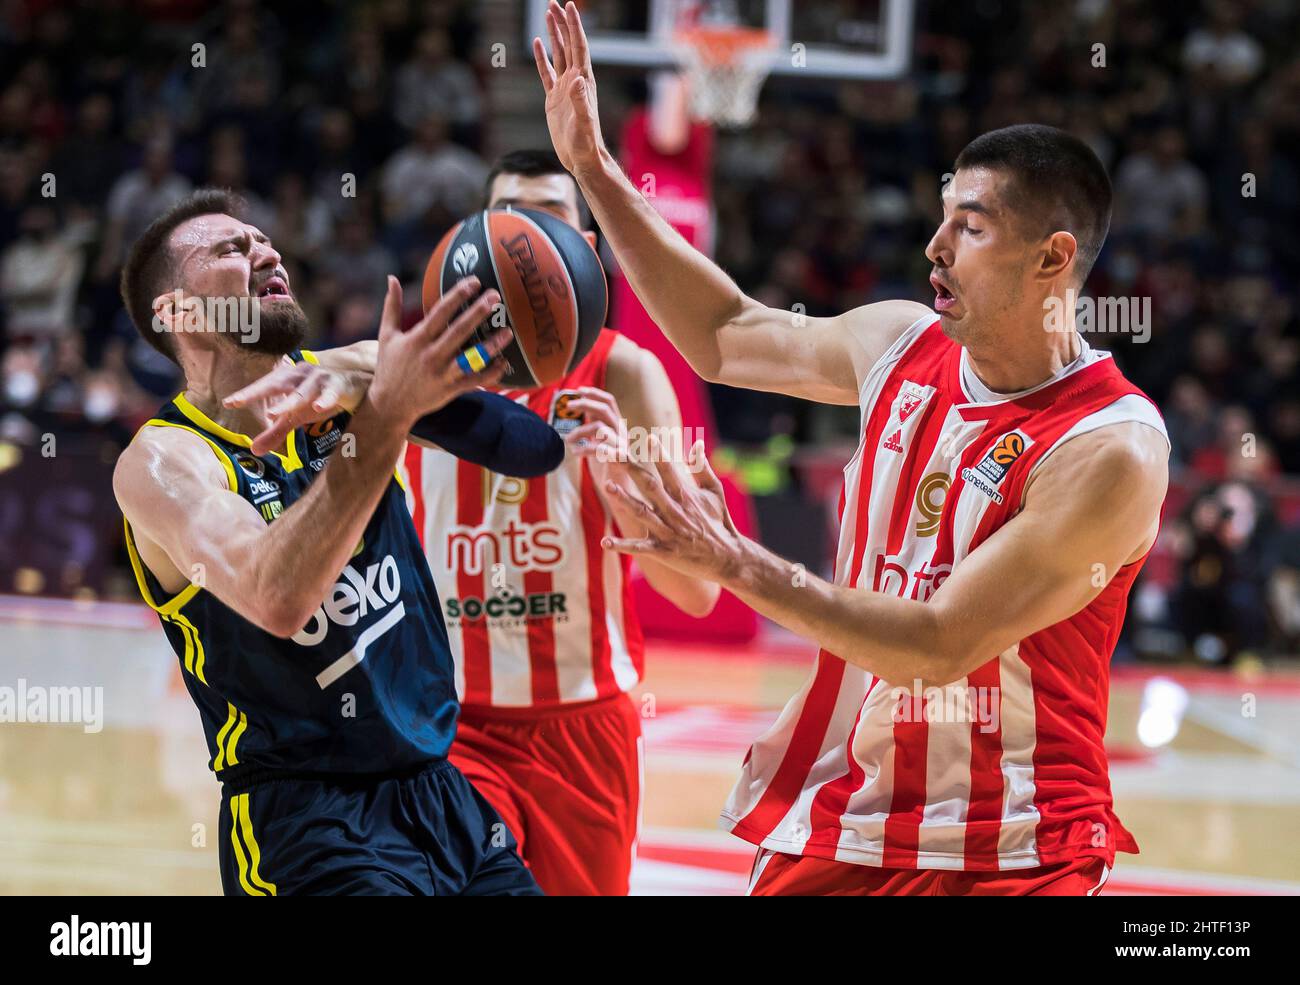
[231,149,719,895]
[536,2,1169,895]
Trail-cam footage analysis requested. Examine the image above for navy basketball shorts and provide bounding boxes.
[217,759,542,896]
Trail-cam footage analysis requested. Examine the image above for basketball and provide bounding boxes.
[423,207,607,388]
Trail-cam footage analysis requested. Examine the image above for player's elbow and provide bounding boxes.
[248,590,317,640]
[678,581,721,618]
[910,609,973,688]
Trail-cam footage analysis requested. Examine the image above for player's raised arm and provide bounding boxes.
[115,277,510,638]
[533,2,928,405]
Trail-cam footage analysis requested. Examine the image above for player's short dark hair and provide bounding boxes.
[954,124,1112,284]
[119,188,246,364]
[484,149,591,229]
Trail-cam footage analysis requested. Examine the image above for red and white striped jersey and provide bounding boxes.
[723,315,1167,871]
[400,329,645,710]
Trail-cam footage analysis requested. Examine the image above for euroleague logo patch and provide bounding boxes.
[452,243,479,276]
[549,389,583,436]
[961,429,1033,504]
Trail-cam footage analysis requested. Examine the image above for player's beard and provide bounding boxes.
[239,296,309,356]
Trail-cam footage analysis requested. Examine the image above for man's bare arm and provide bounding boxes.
[724,424,1168,685]
[533,2,928,404]
[605,421,1168,686]
[116,396,409,637]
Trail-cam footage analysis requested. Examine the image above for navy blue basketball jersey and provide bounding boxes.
[122,352,459,781]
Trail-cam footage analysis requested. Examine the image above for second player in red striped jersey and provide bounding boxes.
[235,148,719,895]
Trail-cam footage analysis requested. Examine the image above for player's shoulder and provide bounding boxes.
[114,421,231,509]
[606,331,665,384]
[1029,419,1169,506]
[839,300,937,373]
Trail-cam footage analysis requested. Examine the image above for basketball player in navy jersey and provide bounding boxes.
[112,188,546,895]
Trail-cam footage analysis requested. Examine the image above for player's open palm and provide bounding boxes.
[533,1,606,178]
[369,275,510,427]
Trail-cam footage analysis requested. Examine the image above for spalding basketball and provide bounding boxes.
[423,207,607,389]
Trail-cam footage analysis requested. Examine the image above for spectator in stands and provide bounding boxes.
[393,28,482,142]
[380,112,487,227]
[0,202,91,346]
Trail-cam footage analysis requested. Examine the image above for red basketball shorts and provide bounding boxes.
[450,692,643,896]
[748,850,1110,896]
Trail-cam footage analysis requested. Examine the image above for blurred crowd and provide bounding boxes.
[0,0,1297,660]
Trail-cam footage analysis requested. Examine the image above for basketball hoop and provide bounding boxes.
[673,25,776,128]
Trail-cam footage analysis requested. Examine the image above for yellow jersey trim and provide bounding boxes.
[172,392,305,473]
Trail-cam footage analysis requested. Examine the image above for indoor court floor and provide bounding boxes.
[3,596,1298,896]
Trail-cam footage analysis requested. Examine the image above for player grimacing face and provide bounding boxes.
[924,167,1047,347]
[159,213,309,357]
[489,172,598,250]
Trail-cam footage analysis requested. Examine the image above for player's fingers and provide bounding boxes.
[378,275,403,339]
[428,289,501,359]
[646,433,687,499]
[573,386,620,414]
[224,364,304,408]
[546,4,568,74]
[603,478,674,536]
[312,386,342,414]
[690,440,725,495]
[600,534,657,556]
[565,1,592,75]
[563,396,620,431]
[268,373,324,417]
[564,421,611,446]
[445,357,508,400]
[533,37,556,93]
[249,413,299,456]
[418,276,481,336]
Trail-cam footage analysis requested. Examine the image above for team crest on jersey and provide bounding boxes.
[961,429,1033,504]
[236,454,265,478]
[882,382,930,453]
[549,390,583,436]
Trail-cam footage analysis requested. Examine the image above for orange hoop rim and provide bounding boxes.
[673,25,776,67]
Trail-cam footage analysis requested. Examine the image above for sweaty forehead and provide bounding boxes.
[943,166,1010,215]
[170,213,266,259]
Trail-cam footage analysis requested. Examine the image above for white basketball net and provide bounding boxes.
[674,27,776,128]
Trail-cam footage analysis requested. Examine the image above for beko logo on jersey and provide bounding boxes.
[293,554,404,647]
[960,429,1033,504]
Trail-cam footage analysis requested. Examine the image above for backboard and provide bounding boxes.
[525,0,915,80]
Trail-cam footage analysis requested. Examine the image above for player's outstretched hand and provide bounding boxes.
[225,358,368,456]
[597,436,745,583]
[533,0,606,179]
[368,275,511,428]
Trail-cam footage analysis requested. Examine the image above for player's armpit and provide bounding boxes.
[113,426,296,636]
[712,297,933,405]
[921,422,1169,682]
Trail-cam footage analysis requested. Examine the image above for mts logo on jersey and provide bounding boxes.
[882,382,931,453]
[961,429,1034,505]
[292,554,406,688]
[873,553,952,601]
[446,520,564,574]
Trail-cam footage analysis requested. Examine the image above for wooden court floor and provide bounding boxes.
[2,599,1298,895]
